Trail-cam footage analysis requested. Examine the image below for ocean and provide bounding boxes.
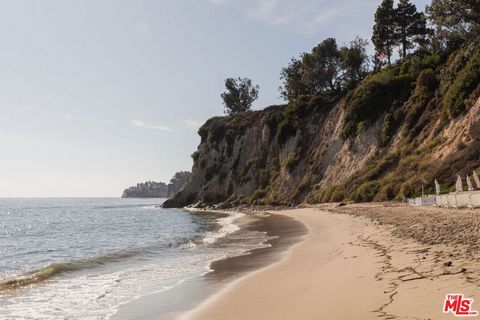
[0,198,272,319]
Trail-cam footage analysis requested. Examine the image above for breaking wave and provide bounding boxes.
[0,250,139,291]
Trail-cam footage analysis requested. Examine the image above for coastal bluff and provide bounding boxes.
[122,171,190,198]
[163,41,480,208]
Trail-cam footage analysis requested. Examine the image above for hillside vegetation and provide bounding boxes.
[163,0,480,208]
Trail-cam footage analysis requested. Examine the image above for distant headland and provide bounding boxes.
[122,171,190,198]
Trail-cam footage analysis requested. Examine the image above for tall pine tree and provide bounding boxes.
[427,0,480,44]
[372,0,397,65]
[396,0,427,59]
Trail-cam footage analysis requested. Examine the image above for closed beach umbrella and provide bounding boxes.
[456,175,463,193]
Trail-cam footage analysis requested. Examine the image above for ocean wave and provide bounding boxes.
[0,211,276,319]
[141,205,163,209]
[0,212,244,292]
[202,212,243,244]
[0,251,138,291]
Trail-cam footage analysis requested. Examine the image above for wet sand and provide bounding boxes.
[112,212,306,320]
[207,213,306,280]
[184,206,480,320]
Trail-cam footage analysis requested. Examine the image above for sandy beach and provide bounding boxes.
[183,205,480,320]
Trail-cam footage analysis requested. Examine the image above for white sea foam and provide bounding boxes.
[202,212,243,244]
[0,253,217,320]
[142,205,161,209]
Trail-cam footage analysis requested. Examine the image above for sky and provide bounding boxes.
[0,0,431,197]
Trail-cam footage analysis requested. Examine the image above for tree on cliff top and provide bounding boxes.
[221,77,260,115]
[340,37,370,88]
[427,0,480,46]
[279,56,312,101]
[372,0,397,65]
[395,0,427,59]
[279,37,368,101]
[303,38,343,94]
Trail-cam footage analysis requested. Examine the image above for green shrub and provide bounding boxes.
[265,112,282,137]
[398,155,421,172]
[312,185,338,203]
[330,190,345,202]
[381,113,395,146]
[421,54,439,69]
[258,169,271,189]
[208,123,226,143]
[294,177,312,198]
[415,69,438,97]
[341,121,356,139]
[285,153,301,172]
[418,136,442,153]
[276,119,297,145]
[307,95,327,109]
[342,68,413,139]
[443,48,480,118]
[350,181,380,202]
[274,97,326,145]
[344,152,399,189]
[251,189,267,201]
[405,99,427,129]
[398,53,439,79]
[375,177,401,201]
[400,181,415,198]
[225,129,237,145]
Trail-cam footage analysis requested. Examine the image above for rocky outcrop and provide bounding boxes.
[122,171,190,198]
[167,171,191,196]
[163,42,480,208]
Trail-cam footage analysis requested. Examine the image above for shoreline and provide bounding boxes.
[112,210,306,320]
[183,205,480,320]
[207,212,306,280]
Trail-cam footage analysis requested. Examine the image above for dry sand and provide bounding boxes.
[182,205,480,320]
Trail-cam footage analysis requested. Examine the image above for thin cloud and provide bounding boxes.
[206,0,369,32]
[132,120,171,132]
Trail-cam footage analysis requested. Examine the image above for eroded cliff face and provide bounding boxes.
[163,43,480,208]
[163,97,480,208]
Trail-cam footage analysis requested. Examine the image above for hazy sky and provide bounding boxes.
[0,0,430,197]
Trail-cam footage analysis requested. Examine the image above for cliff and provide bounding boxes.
[163,41,480,208]
[122,171,190,198]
